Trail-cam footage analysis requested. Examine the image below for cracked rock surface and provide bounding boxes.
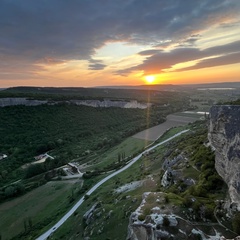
[208,105,240,210]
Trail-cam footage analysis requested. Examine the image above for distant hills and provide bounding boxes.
[97,82,240,90]
[0,86,188,104]
[3,82,240,93]
[0,82,239,101]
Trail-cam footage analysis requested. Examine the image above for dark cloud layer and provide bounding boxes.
[178,52,240,71]
[117,40,240,75]
[88,59,106,70]
[0,0,239,80]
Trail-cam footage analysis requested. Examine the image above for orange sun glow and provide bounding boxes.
[145,75,156,84]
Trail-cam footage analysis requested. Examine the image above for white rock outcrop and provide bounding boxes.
[208,105,240,210]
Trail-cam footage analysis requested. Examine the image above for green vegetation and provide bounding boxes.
[0,181,82,239]
[232,212,240,234]
[0,104,166,187]
[49,125,197,239]
[226,99,240,105]
[1,86,189,105]
[1,86,238,239]
[84,137,152,172]
[189,89,237,111]
[1,119,235,239]
[54,121,231,240]
[0,88,186,239]
[0,86,190,206]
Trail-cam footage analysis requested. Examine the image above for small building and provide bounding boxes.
[0,153,7,160]
[34,153,48,161]
[68,163,80,174]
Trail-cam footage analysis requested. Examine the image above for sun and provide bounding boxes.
[145,75,156,84]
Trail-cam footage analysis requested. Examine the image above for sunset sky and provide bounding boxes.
[0,0,240,87]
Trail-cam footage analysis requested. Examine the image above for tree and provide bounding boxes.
[1,170,8,179]
[162,216,170,227]
[25,164,45,178]
[24,219,27,232]
[232,212,240,234]
[118,153,121,163]
[15,183,25,195]
[28,217,33,229]
[183,195,193,207]
[164,195,169,204]
[4,186,15,197]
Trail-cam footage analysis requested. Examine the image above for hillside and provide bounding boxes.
[0,86,188,104]
[0,103,173,187]
[0,88,239,240]
[46,121,238,240]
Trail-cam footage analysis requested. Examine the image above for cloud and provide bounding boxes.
[88,63,106,70]
[0,0,239,82]
[88,59,106,70]
[138,49,162,56]
[0,0,239,61]
[178,52,240,71]
[40,57,66,65]
[179,34,201,47]
[116,40,240,75]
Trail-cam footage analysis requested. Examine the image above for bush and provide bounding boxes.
[192,233,202,240]
[183,195,193,207]
[195,185,207,197]
[84,194,90,200]
[162,216,170,227]
[164,195,169,204]
[25,164,45,178]
[138,214,145,221]
[205,206,215,221]
[232,212,240,234]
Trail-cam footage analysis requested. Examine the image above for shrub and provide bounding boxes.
[164,195,169,204]
[192,233,202,240]
[232,212,240,234]
[183,195,193,207]
[162,216,170,227]
[138,214,145,221]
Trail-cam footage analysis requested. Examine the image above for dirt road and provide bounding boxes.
[36,130,189,240]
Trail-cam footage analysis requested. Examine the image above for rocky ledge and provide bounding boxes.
[0,97,47,107]
[208,105,240,210]
[0,97,151,109]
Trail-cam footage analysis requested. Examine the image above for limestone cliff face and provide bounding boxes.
[208,105,240,209]
[0,97,47,107]
[70,99,151,109]
[0,98,151,109]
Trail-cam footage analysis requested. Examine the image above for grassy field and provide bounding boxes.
[82,137,152,171]
[48,126,190,240]
[0,180,82,239]
[0,136,151,240]
[0,103,166,187]
[50,122,234,240]
[189,89,238,112]
[1,122,231,239]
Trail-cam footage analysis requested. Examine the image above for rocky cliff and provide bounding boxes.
[0,98,151,109]
[70,99,151,109]
[0,97,47,107]
[208,105,240,210]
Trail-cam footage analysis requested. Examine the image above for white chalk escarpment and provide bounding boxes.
[208,105,240,210]
[0,97,150,109]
